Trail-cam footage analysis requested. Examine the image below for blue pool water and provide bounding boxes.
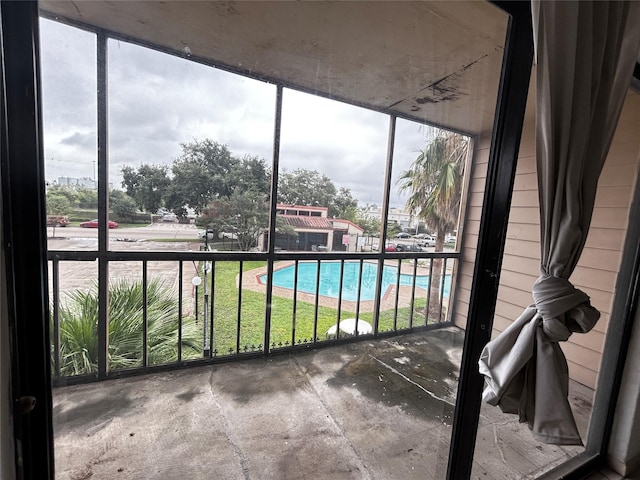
[259,262,451,302]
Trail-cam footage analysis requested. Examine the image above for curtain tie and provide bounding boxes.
[532,275,600,342]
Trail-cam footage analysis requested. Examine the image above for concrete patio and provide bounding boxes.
[52,328,591,480]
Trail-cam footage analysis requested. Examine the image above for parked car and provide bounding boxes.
[445,235,457,244]
[395,243,422,252]
[79,219,119,228]
[373,243,396,252]
[394,232,411,238]
[420,235,436,247]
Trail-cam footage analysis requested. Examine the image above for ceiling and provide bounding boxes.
[39,1,510,136]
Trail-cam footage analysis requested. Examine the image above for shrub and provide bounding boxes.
[54,278,201,376]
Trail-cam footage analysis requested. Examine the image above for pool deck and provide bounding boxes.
[241,259,452,316]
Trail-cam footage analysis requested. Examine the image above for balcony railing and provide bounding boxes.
[48,249,459,386]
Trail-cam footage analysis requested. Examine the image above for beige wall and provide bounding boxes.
[453,89,640,389]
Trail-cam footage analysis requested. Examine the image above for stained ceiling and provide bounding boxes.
[39,1,510,136]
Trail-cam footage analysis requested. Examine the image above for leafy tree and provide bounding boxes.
[334,187,359,220]
[47,194,71,216]
[166,139,270,217]
[75,187,98,209]
[278,169,357,218]
[200,189,269,251]
[110,190,138,222]
[165,160,215,218]
[386,221,402,238]
[397,131,469,318]
[46,194,72,237]
[121,164,170,213]
[56,279,201,376]
[47,185,78,207]
[355,211,381,236]
[227,155,271,196]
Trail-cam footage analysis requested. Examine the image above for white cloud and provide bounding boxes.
[40,17,435,208]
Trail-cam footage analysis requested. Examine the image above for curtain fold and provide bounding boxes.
[479,1,640,445]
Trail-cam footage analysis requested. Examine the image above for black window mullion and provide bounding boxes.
[335,260,345,338]
[354,259,364,336]
[142,260,148,367]
[52,259,60,379]
[264,85,283,355]
[236,261,243,354]
[373,115,397,336]
[313,260,321,343]
[96,30,110,379]
[209,261,215,356]
[393,259,401,331]
[178,261,183,362]
[291,260,299,346]
[409,257,418,329]
[426,258,434,326]
[438,258,447,323]
[1,2,54,477]
[446,2,533,478]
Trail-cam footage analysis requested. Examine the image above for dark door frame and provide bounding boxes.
[2,1,54,478]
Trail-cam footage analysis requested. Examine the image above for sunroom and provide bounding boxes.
[2,1,640,479]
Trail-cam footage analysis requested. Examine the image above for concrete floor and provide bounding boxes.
[53,328,592,480]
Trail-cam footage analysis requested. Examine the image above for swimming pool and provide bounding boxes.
[259,261,451,302]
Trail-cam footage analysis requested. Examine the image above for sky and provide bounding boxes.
[40,18,442,209]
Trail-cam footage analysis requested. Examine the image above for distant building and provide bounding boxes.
[361,205,417,231]
[54,176,114,190]
[57,176,96,189]
[260,204,364,252]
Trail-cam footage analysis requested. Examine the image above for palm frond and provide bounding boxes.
[397,131,469,240]
[54,278,201,376]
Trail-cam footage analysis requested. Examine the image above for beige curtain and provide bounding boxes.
[479,1,640,445]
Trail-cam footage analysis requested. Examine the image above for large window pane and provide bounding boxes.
[108,39,276,251]
[277,88,389,253]
[41,19,97,251]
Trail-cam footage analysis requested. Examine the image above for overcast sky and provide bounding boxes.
[40,18,439,209]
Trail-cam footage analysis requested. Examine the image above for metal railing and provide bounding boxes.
[48,249,459,385]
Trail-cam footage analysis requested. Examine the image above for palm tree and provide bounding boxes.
[56,278,201,376]
[397,131,469,320]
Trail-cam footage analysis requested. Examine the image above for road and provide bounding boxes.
[46,223,202,251]
[48,223,199,240]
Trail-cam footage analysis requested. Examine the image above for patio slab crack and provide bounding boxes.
[292,356,374,480]
[208,371,252,480]
[368,354,456,408]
